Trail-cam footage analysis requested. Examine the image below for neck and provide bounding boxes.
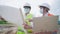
[43,12,48,16]
[25,13,29,16]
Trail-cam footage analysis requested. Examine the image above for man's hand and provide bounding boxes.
[0,16,7,22]
[28,19,32,22]
[23,23,32,29]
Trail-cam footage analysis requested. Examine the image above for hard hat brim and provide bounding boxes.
[39,6,50,10]
[24,6,31,9]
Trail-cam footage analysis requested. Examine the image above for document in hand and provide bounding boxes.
[32,16,58,33]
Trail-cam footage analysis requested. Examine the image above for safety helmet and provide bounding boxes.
[39,3,50,10]
[24,3,31,9]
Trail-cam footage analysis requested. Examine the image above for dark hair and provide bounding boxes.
[40,6,49,12]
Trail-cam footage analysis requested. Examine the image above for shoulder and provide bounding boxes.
[28,13,33,15]
[48,13,54,16]
[28,13,33,17]
[26,13,33,19]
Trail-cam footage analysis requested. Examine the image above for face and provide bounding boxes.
[40,6,48,14]
[40,7,44,14]
[24,8,31,14]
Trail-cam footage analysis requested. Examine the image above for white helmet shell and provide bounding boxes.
[24,3,30,6]
[40,3,50,9]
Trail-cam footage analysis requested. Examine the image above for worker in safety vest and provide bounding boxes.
[34,3,54,34]
[39,3,53,16]
[23,3,33,33]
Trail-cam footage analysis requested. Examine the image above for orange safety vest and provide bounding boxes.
[48,13,53,16]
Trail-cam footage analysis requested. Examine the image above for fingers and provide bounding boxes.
[24,25,32,29]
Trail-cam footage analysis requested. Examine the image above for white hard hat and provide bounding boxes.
[40,3,50,10]
[24,3,30,6]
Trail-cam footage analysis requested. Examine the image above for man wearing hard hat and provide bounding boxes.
[34,3,54,34]
[23,3,33,33]
[39,3,53,16]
